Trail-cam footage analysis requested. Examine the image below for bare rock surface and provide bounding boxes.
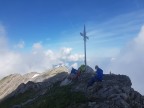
[0,66,68,101]
[0,65,144,108]
[69,66,144,108]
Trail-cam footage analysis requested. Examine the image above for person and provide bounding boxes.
[68,67,78,80]
[95,65,103,81]
[68,65,86,80]
[87,65,103,88]
[76,65,86,79]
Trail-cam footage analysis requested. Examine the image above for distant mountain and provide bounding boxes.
[0,66,144,108]
[0,66,68,102]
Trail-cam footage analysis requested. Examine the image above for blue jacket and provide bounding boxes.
[96,68,103,81]
[71,68,77,74]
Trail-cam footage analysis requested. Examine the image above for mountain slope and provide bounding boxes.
[0,66,68,102]
[0,66,144,108]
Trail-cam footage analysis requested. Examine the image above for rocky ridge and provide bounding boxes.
[0,66,68,101]
[61,66,144,108]
[0,65,144,108]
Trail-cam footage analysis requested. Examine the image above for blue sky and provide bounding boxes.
[0,0,144,51]
[1,0,144,94]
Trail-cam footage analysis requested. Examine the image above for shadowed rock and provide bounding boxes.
[0,65,144,108]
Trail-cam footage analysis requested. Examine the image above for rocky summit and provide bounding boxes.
[0,66,144,108]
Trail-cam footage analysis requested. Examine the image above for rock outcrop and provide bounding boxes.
[0,66,68,101]
[85,74,144,108]
[0,65,144,108]
[68,66,144,108]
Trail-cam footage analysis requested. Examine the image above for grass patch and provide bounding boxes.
[0,89,36,108]
[25,84,87,108]
[0,83,87,108]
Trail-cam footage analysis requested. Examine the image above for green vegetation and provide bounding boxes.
[25,84,87,108]
[0,89,36,108]
[0,83,87,108]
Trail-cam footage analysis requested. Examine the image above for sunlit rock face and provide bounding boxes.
[0,66,68,101]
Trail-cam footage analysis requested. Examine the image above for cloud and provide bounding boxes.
[61,47,72,56]
[88,10,144,47]
[0,46,84,78]
[32,42,43,49]
[14,40,25,48]
[0,26,84,78]
[45,50,57,60]
[0,24,7,52]
[70,63,78,69]
[134,26,144,46]
[60,47,84,62]
[67,54,84,62]
[0,52,22,77]
[110,26,144,95]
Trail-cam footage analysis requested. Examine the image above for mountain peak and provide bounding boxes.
[0,66,144,108]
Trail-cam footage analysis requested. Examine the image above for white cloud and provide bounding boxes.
[32,42,43,49]
[88,56,112,73]
[87,10,144,49]
[0,24,6,36]
[110,26,144,95]
[68,54,84,62]
[0,26,84,78]
[14,40,25,48]
[61,47,72,56]
[45,50,57,60]
[70,63,78,69]
[59,47,84,62]
[0,48,57,78]
[0,25,7,52]
[134,26,144,47]
[0,52,22,77]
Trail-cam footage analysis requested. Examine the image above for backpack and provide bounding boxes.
[79,65,86,73]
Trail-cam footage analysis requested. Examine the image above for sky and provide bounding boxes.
[0,0,144,94]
